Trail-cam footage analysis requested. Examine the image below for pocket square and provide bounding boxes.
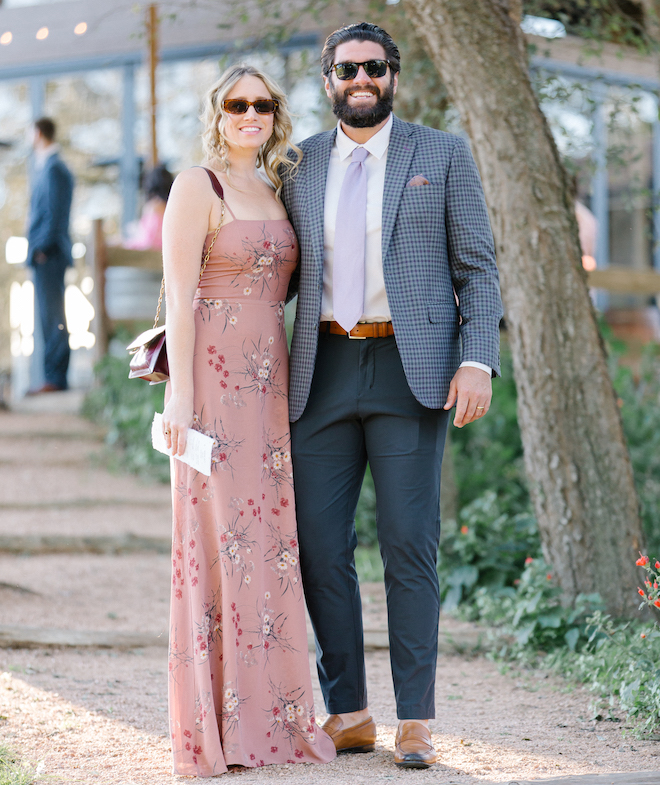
[406,175,430,187]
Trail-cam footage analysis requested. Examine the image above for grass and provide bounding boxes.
[0,744,38,785]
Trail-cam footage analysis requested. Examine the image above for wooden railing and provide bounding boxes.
[587,267,660,295]
[88,218,162,360]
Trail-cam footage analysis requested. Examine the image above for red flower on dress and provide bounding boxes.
[280,498,289,507]
[271,746,278,753]
[271,508,280,516]
[248,499,254,505]
[207,345,216,354]
[184,730,192,738]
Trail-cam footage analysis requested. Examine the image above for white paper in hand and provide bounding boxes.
[151,413,213,476]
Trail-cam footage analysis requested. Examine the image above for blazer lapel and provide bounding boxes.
[305,129,336,277]
[382,115,415,264]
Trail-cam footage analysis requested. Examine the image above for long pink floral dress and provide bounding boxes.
[166,186,335,777]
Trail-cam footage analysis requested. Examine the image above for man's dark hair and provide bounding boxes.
[321,22,401,77]
[34,117,56,142]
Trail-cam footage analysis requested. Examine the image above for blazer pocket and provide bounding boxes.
[428,301,458,323]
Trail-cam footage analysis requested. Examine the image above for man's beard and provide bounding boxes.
[330,81,394,128]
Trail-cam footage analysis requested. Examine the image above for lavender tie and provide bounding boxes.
[333,146,368,332]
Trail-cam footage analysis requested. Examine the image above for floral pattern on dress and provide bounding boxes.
[241,336,284,400]
[221,225,296,297]
[197,298,242,328]
[267,679,317,752]
[192,407,243,474]
[265,521,301,597]
[262,430,293,496]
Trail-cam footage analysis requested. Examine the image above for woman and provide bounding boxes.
[125,163,174,250]
[161,65,336,776]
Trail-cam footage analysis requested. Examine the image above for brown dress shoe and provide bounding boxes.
[394,721,437,769]
[321,714,376,753]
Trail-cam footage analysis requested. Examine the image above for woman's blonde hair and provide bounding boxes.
[201,64,301,198]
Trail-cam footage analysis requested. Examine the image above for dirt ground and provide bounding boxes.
[1,395,660,784]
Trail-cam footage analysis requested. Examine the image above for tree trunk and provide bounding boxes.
[404,0,645,616]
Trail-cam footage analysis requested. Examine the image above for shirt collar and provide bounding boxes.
[335,113,393,162]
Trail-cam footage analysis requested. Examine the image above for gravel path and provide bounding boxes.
[1,396,659,784]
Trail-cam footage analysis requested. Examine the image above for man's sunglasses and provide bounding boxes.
[326,59,391,81]
[222,99,279,115]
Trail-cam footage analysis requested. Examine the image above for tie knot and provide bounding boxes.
[352,147,368,163]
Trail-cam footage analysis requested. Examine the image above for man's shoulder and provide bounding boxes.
[297,128,336,153]
[48,155,74,182]
[394,116,462,149]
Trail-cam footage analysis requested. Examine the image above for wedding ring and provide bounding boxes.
[164,429,171,434]
[476,406,485,410]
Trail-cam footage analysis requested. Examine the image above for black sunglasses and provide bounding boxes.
[326,60,391,81]
[222,98,279,115]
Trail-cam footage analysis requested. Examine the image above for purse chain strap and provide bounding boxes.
[152,198,226,330]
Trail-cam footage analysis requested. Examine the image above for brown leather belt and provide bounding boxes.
[321,320,395,339]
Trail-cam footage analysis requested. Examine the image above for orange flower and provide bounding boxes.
[654,600,660,608]
[639,588,646,597]
[524,557,534,566]
[655,561,660,570]
[637,554,650,567]
[641,633,647,639]
[546,573,552,580]
[460,525,469,535]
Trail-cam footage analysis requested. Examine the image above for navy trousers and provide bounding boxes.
[290,330,450,719]
[33,254,70,390]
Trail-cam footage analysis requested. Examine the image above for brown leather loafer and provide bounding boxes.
[321,714,376,753]
[394,721,437,769]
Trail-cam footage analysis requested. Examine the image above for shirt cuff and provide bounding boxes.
[460,361,492,376]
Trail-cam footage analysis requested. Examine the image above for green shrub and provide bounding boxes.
[82,351,168,482]
[548,612,660,736]
[472,557,603,654]
[612,345,660,555]
[439,490,538,610]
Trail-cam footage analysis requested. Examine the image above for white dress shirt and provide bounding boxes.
[322,115,491,377]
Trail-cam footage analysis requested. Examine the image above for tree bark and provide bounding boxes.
[404,0,645,616]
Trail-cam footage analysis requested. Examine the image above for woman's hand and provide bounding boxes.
[162,396,193,456]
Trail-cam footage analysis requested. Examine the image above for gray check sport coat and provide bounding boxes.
[282,114,503,423]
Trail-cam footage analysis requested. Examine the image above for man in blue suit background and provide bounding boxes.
[282,23,503,768]
[27,117,74,393]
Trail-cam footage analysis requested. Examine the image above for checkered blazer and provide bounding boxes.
[282,115,503,423]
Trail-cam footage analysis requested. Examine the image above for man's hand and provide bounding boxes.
[443,366,492,428]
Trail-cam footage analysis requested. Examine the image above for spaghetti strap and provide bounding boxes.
[197,166,237,219]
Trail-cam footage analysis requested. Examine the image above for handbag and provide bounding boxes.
[127,195,226,384]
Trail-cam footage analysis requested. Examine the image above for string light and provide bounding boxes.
[74,22,87,35]
[0,32,12,45]
[36,27,49,40]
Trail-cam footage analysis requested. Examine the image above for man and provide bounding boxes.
[26,117,74,394]
[282,22,503,769]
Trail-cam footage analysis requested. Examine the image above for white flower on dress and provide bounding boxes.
[243,287,252,295]
[265,591,271,599]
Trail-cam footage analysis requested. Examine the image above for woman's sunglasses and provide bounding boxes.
[326,60,391,81]
[222,99,279,115]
